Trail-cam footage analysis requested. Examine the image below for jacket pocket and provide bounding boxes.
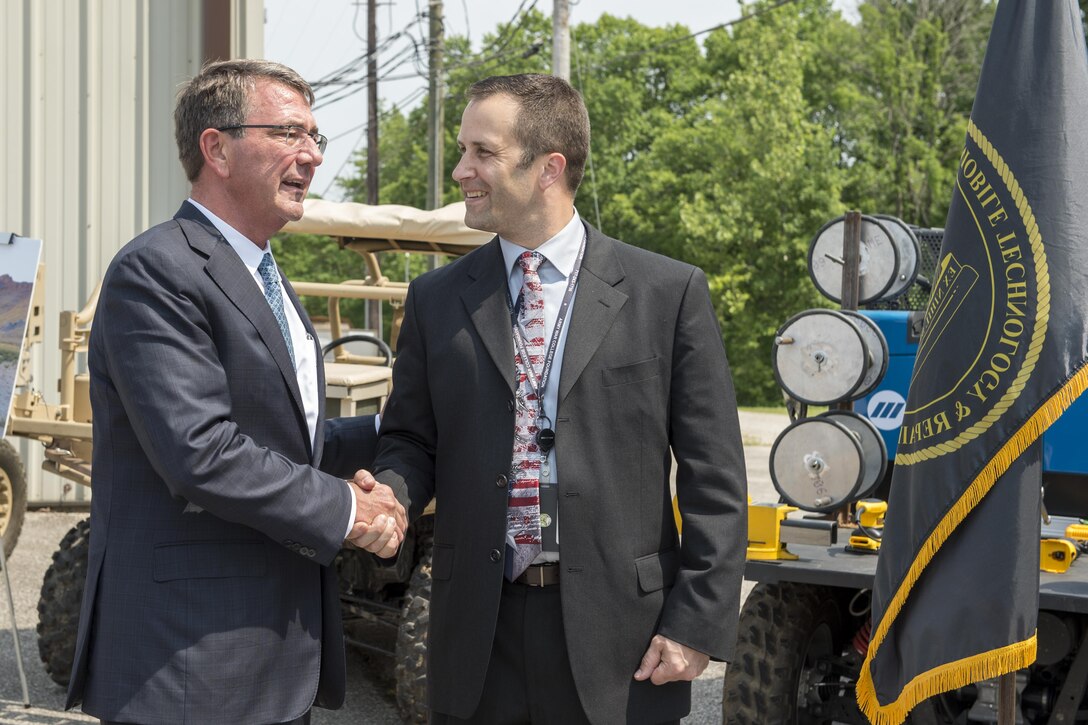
[153,541,267,582]
[432,543,455,581]
[634,547,679,593]
[602,357,662,387]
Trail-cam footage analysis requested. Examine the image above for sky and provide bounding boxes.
[265,0,858,200]
[0,237,42,283]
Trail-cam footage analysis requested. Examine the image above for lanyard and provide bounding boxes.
[508,231,587,409]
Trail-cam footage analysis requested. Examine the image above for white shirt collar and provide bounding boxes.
[187,198,274,277]
[499,210,584,280]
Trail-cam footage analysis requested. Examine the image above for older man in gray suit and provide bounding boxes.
[66,60,405,725]
[374,74,748,724]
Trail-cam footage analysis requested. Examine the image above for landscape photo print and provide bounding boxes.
[0,235,42,429]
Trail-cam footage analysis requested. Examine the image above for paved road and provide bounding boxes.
[0,411,787,724]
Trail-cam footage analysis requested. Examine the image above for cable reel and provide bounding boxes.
[770,417,864,513]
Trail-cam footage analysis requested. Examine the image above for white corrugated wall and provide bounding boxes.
[1,0,263,505]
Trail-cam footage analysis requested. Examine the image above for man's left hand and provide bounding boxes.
[633,635,709,685]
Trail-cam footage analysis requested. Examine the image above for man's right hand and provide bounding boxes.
[346,469,407,558]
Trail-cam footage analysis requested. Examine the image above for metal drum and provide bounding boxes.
[841,310,889,400]
[808,215,899,305]
[818,410,888,500]
[770,417,864,513]
[872,214,921,301]
[773,309,867,405]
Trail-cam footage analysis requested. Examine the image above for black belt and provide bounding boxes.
[514,563,560,587]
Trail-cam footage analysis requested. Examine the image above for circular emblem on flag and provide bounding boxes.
[896,120,1049,465]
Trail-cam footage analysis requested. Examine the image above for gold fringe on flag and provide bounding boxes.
[856,363,1088,725]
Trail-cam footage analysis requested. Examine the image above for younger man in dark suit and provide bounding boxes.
[68,60,405,725]
[373,74,748,724]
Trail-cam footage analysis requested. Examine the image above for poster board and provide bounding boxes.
[0,234,43,435]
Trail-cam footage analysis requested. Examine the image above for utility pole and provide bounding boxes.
[367,0,378,206]
[427,0,444,212]
[552,0,570,80]
[366,0,381,333]
[427,0,444,271]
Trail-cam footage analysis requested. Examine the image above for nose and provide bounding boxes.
[299,143,323,167]
[452,154,471,182]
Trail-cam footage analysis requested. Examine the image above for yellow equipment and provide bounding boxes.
[1041,538,1078,574]
[847,499,887,554]
[747,503,801,561]
[1065,523,1088,543]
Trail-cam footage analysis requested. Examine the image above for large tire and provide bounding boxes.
[0,439,28,557]
[37,518,89,687]
[394,540,432,723]
[724,581,847,724]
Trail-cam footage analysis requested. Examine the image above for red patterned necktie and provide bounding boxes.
[507,251,546,580]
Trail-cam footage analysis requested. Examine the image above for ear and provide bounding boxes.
[538,152,568,192]
[199,128,231,180]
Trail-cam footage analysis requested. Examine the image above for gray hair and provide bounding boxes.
[175,59,314,181]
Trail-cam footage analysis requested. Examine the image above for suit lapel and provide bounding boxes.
[174,203,308,433]
[461,239,516,395]
[559,225,628,405]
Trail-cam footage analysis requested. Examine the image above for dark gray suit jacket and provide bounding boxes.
[67,202,378,725]
[375,223,747,724]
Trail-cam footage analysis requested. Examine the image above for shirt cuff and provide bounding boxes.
[344,480,357,541]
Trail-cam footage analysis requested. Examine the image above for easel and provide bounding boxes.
[0,544,30,707]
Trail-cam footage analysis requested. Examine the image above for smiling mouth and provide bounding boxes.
[282,179,306,192]
[464,190,487,201]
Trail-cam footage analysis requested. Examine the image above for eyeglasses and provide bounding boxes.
[217,124,328,154]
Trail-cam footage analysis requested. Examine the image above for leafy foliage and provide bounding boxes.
[285,0,1019,403]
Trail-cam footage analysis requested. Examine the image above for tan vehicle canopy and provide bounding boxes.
[284,199,492,260]
[284,199,494,370]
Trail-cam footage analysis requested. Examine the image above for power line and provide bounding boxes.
[317,0,544,104]
[320,84,429,199]
[580,0,801,74]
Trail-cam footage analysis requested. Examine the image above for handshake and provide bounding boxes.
[345,469,408,558]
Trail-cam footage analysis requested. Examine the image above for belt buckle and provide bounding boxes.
[522,563,557,587]
[526,565,546,587]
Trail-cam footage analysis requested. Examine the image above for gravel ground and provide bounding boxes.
[0,410,787,724]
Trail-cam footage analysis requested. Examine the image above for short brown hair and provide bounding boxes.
[174,59,315,182]
[466,74,590,194]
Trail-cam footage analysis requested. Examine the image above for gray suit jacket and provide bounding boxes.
[67,202,378,725]
[375,223,747,724]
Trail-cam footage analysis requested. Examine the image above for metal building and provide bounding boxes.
[1,0,263,504]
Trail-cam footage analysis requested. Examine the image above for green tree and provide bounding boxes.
[605,1,846,403]
[320,1,1005,402]
[838,0,995,226]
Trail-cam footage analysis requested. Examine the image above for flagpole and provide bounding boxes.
[997,672,1015,725]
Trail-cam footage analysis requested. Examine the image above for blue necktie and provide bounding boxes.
[257,253,295,369]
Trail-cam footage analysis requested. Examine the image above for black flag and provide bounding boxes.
[857,2,1088,723]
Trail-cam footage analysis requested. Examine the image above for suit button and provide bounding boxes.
[489,549,502,562]
[495,474,508,488]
